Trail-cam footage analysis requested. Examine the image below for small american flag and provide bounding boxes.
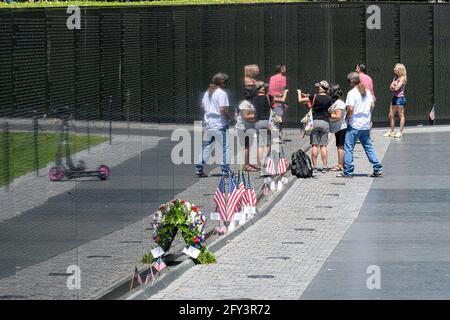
[277,147,288,176]
[265,152,276,176]
[237,171,247,208]
[226,172,239,221]
[429,104,436,124]
[240,171,249,206]
[153,257,166,272]
[246,172,257,207]
[134,266,143,285]
[145,268,154,285]
[214,175,227,222]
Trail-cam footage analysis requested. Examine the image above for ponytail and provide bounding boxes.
[357,83,367,97]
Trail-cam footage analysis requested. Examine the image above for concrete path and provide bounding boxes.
[302,128,450,299]
[147,129,391,300]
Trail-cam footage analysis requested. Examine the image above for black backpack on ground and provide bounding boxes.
[291,149,313,178]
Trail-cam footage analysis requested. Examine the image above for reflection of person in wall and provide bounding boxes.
[252,81,272,170]
[235,88,258,172]
[244,64,260,90]
[268,64,288,143]
[195,73,231,178]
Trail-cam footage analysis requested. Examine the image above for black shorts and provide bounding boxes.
[335,128,346,147]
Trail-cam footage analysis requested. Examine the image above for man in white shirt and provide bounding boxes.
[195,73,231,177]
[338,72,383,178]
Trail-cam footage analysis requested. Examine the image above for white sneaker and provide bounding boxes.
[383,131,394,137]
[393,132,403,138]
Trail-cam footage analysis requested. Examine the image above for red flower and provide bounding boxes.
[159,206,164,211]
[194,237,200,244]
[181,200,186,204]
[172,199,177,204]
[192,206,199,213]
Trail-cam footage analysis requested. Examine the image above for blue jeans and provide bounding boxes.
[343,125,382,176]
[195,127,230,174]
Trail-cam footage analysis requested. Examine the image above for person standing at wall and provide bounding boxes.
[356,64,375,102]
[298,80,332,173]
[384,63,407,138]
[195,73,231,177]
[252,81,272,170]
[328,84,347,172]
[244,64,260,90]
[337,72,382,178]
[268,64,288,143]
[235,88,258,172]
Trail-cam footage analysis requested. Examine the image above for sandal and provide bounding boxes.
[243,165,259,172]
[330,166,343,172]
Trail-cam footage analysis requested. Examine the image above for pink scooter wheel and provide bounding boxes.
[98,165,110,180]
[49,165,65,181]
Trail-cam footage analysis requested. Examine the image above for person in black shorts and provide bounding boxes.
[328,84,347,171]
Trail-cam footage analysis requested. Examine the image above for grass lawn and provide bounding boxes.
[0,131,108,187]
[0,0,306,9]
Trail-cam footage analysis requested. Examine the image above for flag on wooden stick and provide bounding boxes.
[429,104,436,125]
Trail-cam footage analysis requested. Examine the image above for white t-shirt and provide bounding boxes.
[345,87,374,130]
[328,99,347,133]
[201,88,229,129]
[235,100,256,131]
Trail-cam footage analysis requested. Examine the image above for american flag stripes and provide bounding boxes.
[429,104,436,124]
[134,266,143,285]
[277,147,288,176]
[240,171,249,206]
[214,175,227,222]
[237,171,247,208]
[265,152,276,176]
[153,257,167,272]
[145,268,154,285]
[226,172,240,221]
[246,172,257,207]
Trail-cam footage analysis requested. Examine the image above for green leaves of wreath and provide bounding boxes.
[142,199,216,265]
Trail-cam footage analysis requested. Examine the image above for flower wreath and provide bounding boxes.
[146,199,216,265]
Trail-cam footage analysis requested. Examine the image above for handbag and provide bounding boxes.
[300,94,316,136]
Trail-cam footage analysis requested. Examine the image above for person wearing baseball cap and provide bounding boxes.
[195,72,231,177]
[315,80,330,91]
[337,72,382,178]
[298,80,332,173]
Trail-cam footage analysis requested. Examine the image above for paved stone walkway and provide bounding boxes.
[302,127,450,299]
[148,130,391,300]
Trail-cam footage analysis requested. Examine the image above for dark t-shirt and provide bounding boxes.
[309,94,332,122]
[252,95,271,121]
